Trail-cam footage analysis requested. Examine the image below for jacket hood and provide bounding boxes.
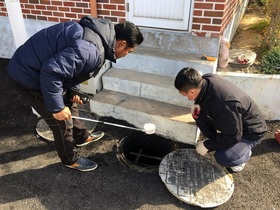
[79,16,116,62]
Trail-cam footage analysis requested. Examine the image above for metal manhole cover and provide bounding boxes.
[36,111,97,141]
[159,148,234,208]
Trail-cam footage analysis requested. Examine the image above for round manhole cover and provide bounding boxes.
[36,111,97,141]
[159,148,234,208]
[117,132,189,173]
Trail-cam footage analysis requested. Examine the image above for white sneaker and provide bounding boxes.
[229,163,246,173]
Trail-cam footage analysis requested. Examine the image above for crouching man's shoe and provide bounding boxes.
[226,163,246,173]
[76,131,104,147]
[65,157,98,172]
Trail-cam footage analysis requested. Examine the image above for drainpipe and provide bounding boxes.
[5,0,40,116]
[5,0,28,48]
[90,0,98,17]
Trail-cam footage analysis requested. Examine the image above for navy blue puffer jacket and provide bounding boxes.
[8,20,114,113]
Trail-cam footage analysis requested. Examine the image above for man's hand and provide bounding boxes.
[191,104,201,119]
[52,107,71,120]
[70,95,84,105]
[196,140,208,156]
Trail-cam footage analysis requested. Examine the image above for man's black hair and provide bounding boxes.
[115,21,144,47]
[174,67,203,92]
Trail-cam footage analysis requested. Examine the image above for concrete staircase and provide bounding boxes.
[89,29,219,145]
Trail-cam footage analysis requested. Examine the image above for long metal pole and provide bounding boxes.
[72,116,144,132]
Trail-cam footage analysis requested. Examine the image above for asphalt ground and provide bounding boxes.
[1,58,279,210]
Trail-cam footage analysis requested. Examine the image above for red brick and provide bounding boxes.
[215,3,225,10]
[194,3,214,10]
[22,9,31,14]
[103,4,116,10]
[35,5,46,10]
[21,0,29,3]
[76,2,89,8]
[104,16,117,22]
[25,4,35,9]
[31,9,41,15]
[205,0,225,2]
[77,14,86,19]
[98,10,110,15]
[212,18,222,24]
[202,25,221,31]
[192,24,201,30]
[41,0,51,5]
[52,1,63,6]
[71,8,83,13]
[96,3,102,9]
[60,18,71,22]
[26,14,36,19]
[0,12,7,16]
[110,0,124,4]
[48,17,59,22]
[42,10,52,15]
[193,17,211,24]
[193,10,202,16]
[204,11,223,17]
[83,8,91,14]
[53,11,65,17]
[47,6,57,11]
[117,5,125,11]
[65,13,77,18]
[97,0,109,3]
[193,31,206,37]
[111,10,125,16]
[29,0,39,4]
[59,7,70,12]
[63,2,75,7]
[37,16,47,21]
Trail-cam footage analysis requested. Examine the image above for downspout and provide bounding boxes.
[4,0,28,48]
[5,0,40,117]
[90,0,98,17]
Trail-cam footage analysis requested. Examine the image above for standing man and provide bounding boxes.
[7,17,144,172]
[174,67,267,173]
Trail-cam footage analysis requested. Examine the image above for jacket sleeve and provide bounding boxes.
[204,102,243,150]
[40,39,100,113]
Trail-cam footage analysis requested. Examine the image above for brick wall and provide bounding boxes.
[0,0,125,23]
[192,0,243,38]
[0,0,243,38]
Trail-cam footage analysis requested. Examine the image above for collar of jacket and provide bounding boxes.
[194,78,208,105]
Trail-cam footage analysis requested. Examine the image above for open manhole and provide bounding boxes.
[117,132,191,173]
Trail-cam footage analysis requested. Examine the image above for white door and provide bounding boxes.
[127,0,193,31]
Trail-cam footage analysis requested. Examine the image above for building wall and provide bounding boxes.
[0,0,246,38]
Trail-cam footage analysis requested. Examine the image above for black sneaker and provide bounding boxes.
[65,157,98,172]
[76,131,105,147]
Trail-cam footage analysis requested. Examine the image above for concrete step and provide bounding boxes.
[139,28,220,56]
[102,67,193,108]
[113,46,218,77]
[90,90,198,145]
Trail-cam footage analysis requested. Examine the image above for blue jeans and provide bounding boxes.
[214,137,263,167]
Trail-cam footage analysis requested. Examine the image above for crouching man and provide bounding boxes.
[174,67,267,173]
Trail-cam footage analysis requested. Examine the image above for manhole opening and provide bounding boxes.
[117,132,193,172]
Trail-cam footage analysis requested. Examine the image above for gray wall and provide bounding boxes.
[0,17,56,58]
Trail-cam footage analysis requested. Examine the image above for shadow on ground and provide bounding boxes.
[1,58,279,210]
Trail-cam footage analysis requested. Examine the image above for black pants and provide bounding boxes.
[10,79,89,165]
